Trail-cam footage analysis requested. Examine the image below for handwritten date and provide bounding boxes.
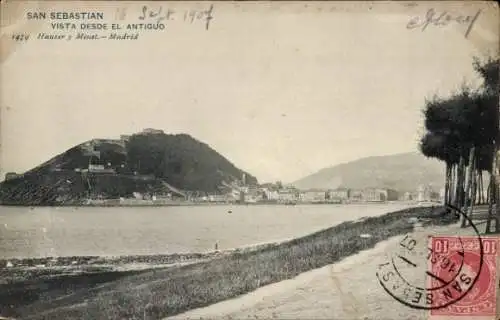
[138,4,214,30]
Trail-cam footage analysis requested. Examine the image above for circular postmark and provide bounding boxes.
[376,204,484,310]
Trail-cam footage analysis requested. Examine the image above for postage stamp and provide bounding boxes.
[428,236,498,318]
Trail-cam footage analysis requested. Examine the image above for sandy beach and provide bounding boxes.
[167,221,498,320]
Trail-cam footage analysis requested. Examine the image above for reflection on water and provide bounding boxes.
[0,203,413,259]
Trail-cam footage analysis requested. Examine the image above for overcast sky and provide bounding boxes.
[1,1,498,183]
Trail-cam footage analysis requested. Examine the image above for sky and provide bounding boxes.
[1,1,498,183]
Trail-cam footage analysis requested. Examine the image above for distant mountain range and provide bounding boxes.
[292,152,445,192]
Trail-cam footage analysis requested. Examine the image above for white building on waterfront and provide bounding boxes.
[417,184,439,202]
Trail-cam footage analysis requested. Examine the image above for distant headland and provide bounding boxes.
[0,129,446,207]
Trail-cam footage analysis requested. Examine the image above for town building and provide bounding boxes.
[417,185,439,202]
[142,128,164,135]
[350,190,364,201]
[244,186,264,203]
[208,194,230,203]
[120,135,131,142]
[4,172,18,181]
[403,191,415,201]
[383,189,399,201]
[362,188,399,202]
[362,189,384,202]
[328,188,351,201]
[278,189,299,203]
[261,188,280,201]
[301,189,327,203]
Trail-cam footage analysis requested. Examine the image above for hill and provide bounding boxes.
[124,132,257,191]
[291,152,445,192]
[0,131,258,205]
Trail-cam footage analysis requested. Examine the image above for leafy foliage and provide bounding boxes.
[420,56,499,171]
[473,55,499,95]
[420,131,460,164]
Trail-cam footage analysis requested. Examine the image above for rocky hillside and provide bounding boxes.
[0,131,257,205]
[292,152,445,192]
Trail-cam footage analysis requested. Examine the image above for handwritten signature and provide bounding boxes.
[138,4,214,30]
[407,8,481,38]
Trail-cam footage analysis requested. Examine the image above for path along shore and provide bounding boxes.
[168,222,496,320]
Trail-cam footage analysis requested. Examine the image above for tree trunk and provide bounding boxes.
[486,170,495,233]
[444,162,451,206]
[455,164,459,204]
[491,148,499,233]
[449,165,454,204]
[478,171,483,204]
[467,165,478,223]
[486,146,498,233]
[486,181,491,203]
[449,165,454,205]
[495,103,500,233]
[450,164,456,204]
[462,147,475,227]
[477,171,481,204]
[476,171,482,205]
[462,158,467,207]
[455,155,465,210]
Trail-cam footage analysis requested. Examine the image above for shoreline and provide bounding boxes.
[0,205,456,319]
[0,200,434,208]
[0,241,283,284]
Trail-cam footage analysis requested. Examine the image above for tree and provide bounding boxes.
[420,91,474,210]
[420,55,499,232]
[473,56,500,232]
[275,181,284,190]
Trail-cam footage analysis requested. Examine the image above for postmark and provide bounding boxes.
[376,204,490,311]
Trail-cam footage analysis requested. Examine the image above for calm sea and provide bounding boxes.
[0,203,413,259]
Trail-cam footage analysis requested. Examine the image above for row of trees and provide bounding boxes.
[420,56,499,233]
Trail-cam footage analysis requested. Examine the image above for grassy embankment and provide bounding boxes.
[1,206,457,320]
